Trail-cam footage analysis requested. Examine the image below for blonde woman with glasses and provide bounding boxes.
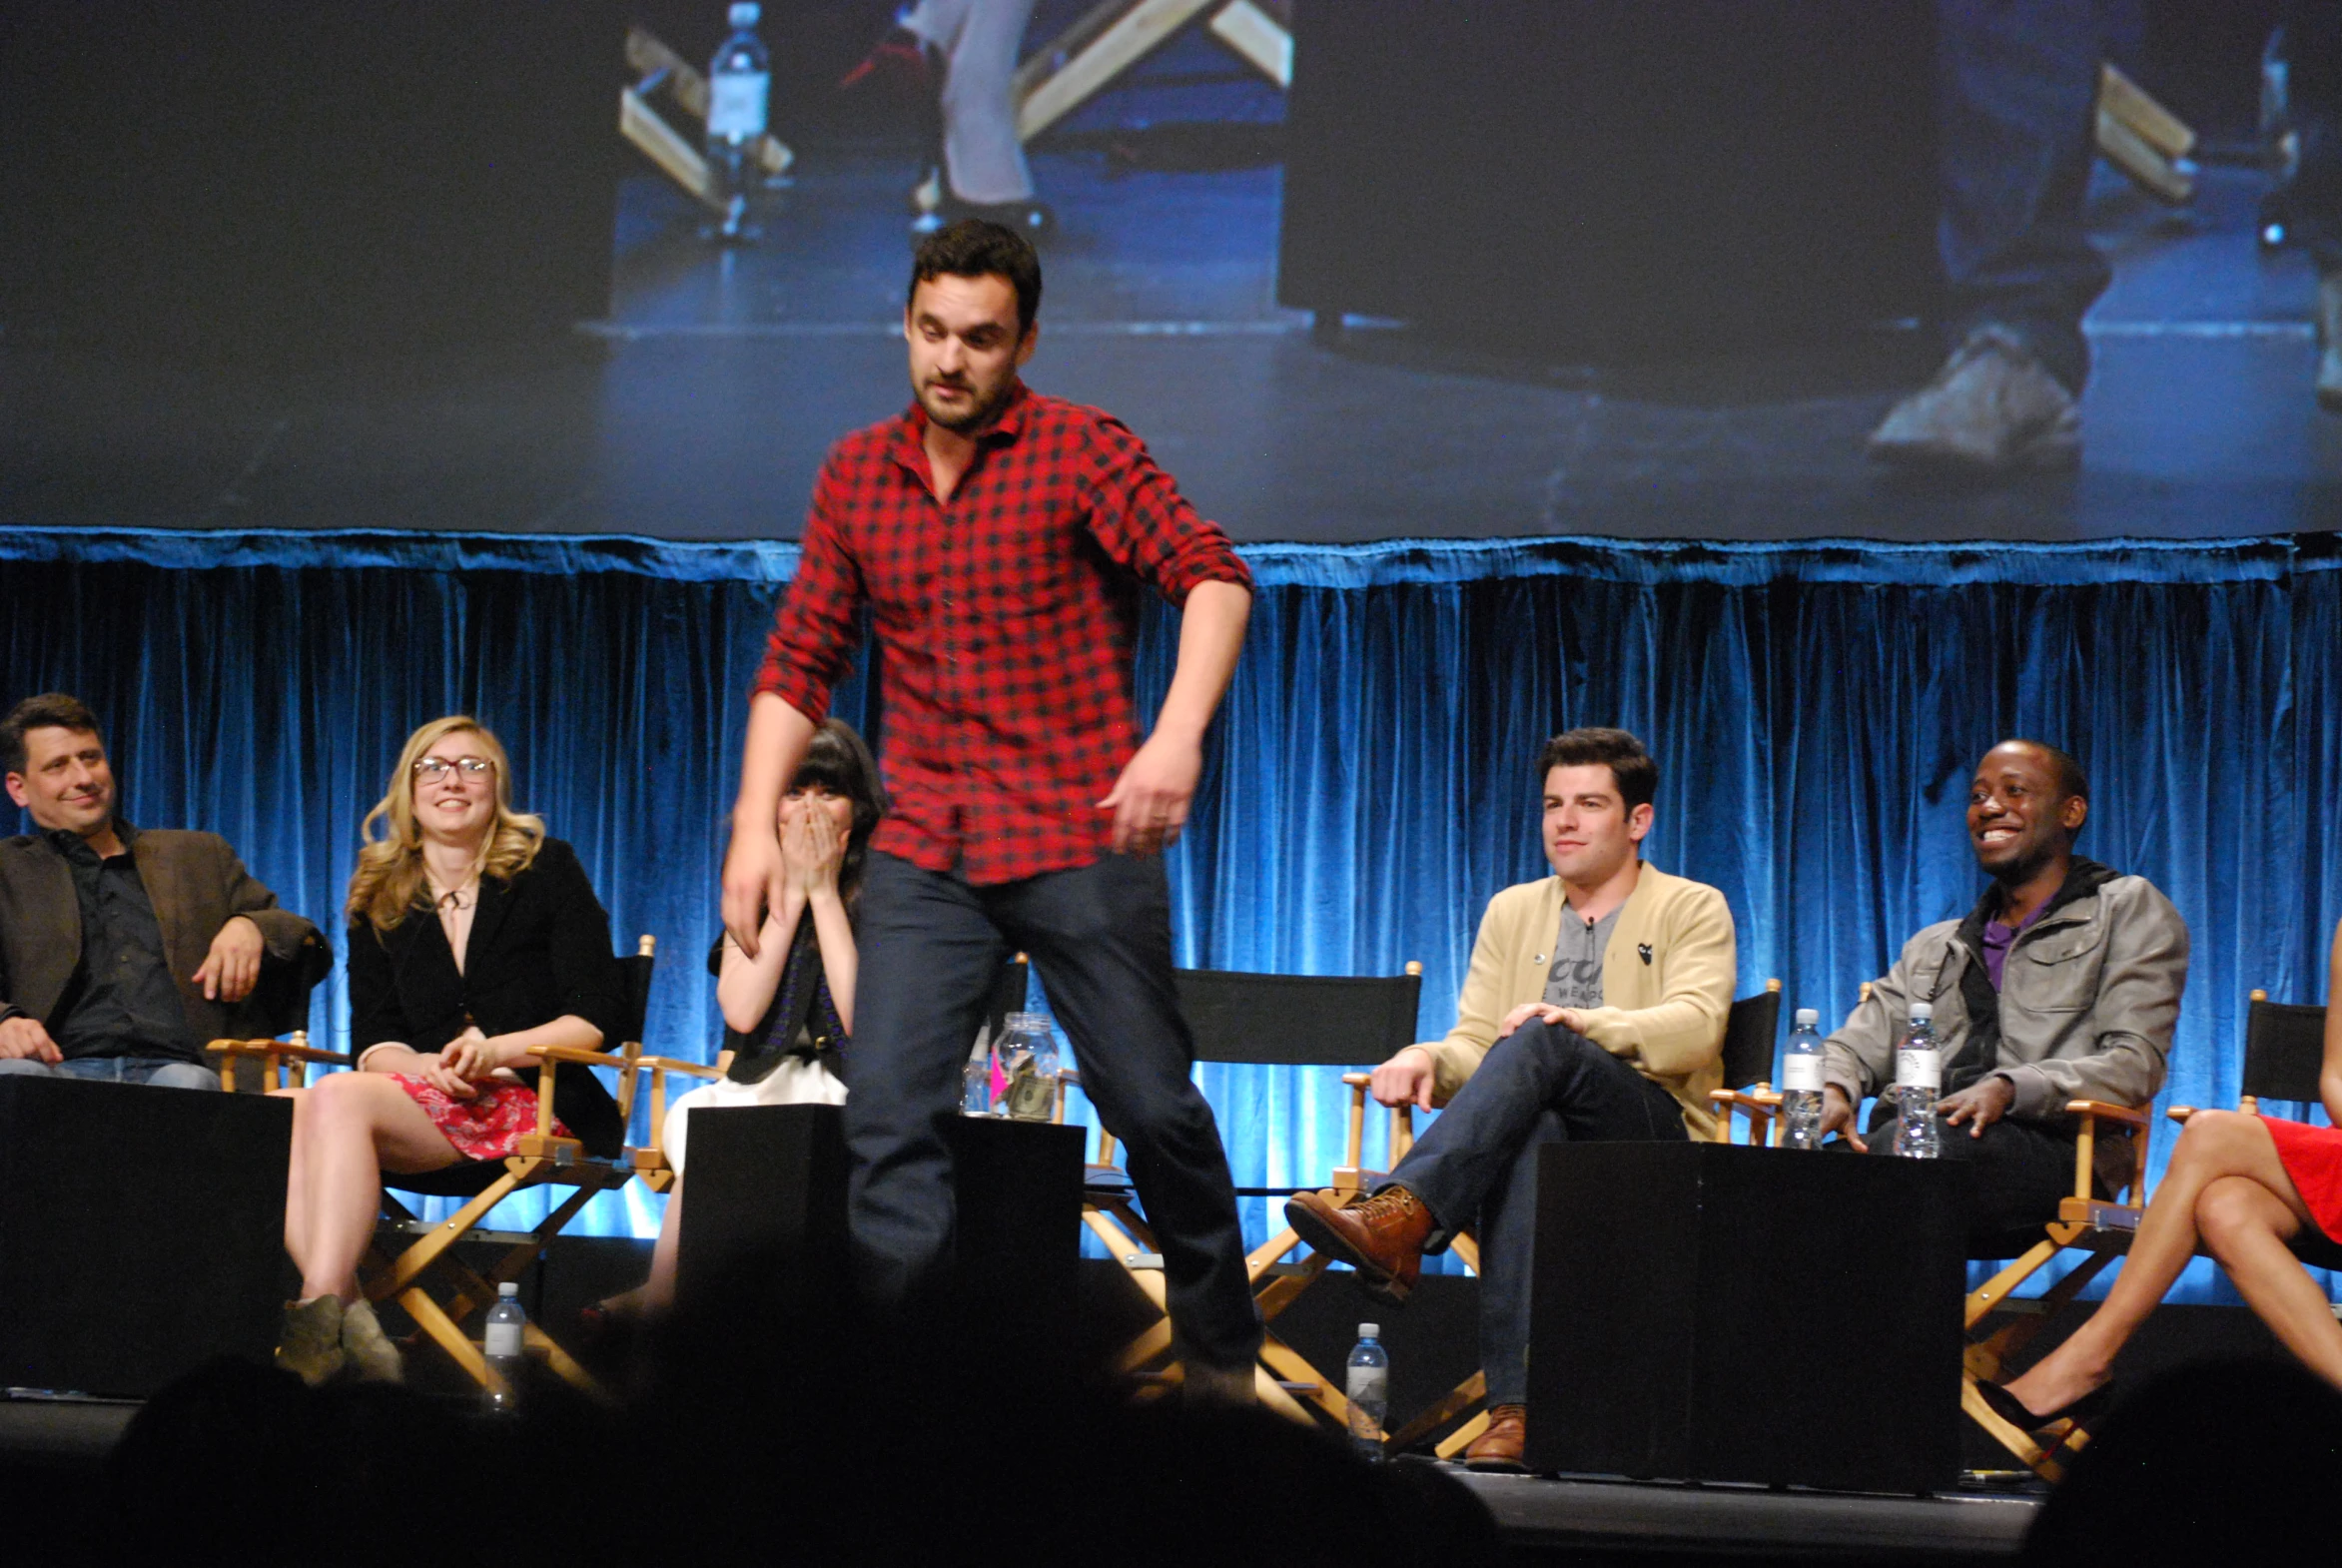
[273,716,624,1386]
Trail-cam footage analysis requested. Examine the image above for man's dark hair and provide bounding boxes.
[908,219,1043,336]
[2,693,103,776]
[1535,727,1658,812]
[2004,738,2088,804]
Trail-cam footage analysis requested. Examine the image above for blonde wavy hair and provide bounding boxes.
[347,715,545,933]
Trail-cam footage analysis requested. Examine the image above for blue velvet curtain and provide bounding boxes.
[4,527,2337,1301]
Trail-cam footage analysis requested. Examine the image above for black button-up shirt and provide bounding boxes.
[48,822,200,1062]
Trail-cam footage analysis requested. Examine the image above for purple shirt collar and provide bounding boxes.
[1980,898,2049,991]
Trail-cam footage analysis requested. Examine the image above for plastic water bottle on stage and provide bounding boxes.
[483,1281,526,1414]
[962,1029,993,1116]
[1893,1003,1942,1159]
[1781,1007,1825,1150]
[1345,1323,1389,1462]
[705,2,770,242]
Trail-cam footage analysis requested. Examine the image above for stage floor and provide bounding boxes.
[4,137,2339,546]
[1,1391,2037,1564]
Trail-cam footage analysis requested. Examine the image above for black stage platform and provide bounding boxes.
[5,142,2339,547]
[0,1393,2035,1565]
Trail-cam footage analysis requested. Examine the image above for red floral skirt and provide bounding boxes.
[2264,1117,2342,1243]
[389,1075,571,1162]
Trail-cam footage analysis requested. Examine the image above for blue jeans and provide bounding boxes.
[1936,0,2136,392]
[845,851,1260,1370]
[1382,1021,1685,1408]
[0,1055,220,1091]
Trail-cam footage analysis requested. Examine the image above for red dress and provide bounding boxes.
[389,1074,571,1162]
[2263,1117,2342,1243]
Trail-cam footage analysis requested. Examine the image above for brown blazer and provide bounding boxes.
[0,827,331,1043]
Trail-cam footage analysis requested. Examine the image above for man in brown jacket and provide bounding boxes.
[1285,728,1737,1470]
[0,694,328,1089]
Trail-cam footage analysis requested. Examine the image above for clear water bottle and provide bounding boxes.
[996,1011,1062,1123]
[705,2,770,241]
[961,1027,993,1116]
[482,1281,526,1414]
[1893,1002,1943,1160]
[1781,1007,1825,1151]
[1345,1323,1389,1462]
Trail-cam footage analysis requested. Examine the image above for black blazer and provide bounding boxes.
[346,837,625,1157]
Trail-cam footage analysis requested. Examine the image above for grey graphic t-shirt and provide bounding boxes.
[1542,906,1619,1009]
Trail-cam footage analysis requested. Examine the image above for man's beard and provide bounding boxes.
[921,372,1015,433]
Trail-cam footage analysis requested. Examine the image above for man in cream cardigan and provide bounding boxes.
[1285,727,1737,1471]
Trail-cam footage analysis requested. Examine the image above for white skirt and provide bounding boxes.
[663,1054,848,1176]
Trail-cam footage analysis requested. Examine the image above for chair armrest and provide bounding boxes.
[2064,1099,2147,1128]
[634,1054,727,1082]
[526,1045,629,1069]
[2166,1106,2196,1125]
[1340,1073,1371,1088]
[206,1037,353,1066]
[1056,1069,1084,1090]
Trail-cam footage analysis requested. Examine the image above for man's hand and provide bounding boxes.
[722,829,785,959]
[1369,1046,1439,1111]
[1939,1075,2015,1138]
[194,915,266,1003]
[1098,728,1203,857]
[0,1016,62,1064]
[1819,1084,1866,1153]
[1497,1002,1586,1040]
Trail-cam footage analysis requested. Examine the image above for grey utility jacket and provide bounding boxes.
[1821,872,2189,1194]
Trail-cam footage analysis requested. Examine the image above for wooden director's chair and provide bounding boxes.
[1014,0,1292,143]
[1703,979,1788,1147]
[1958,987,2334,1482]
[361,936,658,1399]
[1071,963,1421,1431]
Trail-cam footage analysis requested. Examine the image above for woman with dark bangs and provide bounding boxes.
[614,718,885,1316]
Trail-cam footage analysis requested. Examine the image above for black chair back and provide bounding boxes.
[2243,997,2328,1105]
[1718,985,1783,1091]
[614,935,658,1049]
[1171,967,1421,1068]
[984,954,1032,1045]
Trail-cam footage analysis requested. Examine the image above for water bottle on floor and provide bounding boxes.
[962,1028,993,1116]
[1893,1002,1942,1160]
[1345,1323,1389,1462]
[482,1281,526,1414]
[1781,1007,1825,1151]
[705,2,770,241]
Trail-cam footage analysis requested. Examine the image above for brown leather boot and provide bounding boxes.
[1464,1404,1528,1473]
[1283,1186,1433,1302]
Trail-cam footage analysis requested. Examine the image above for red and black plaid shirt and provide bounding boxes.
[755,384,1253,885]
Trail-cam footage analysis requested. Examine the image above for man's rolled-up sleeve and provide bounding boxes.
[754,464,868,722]
[1079,414,1252,606]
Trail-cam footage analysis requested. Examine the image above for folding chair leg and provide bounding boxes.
[1386,1370,1486,1455]
[371,1173,521,1300]
[1959,1379,2069,1484]
[1435,1408,1491,1459]
[398,1281,493,1385]
[521,1319,606,1400]
[1256,1333,1347,1426]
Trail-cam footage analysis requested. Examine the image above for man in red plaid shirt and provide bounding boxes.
[723,221,1262,1398]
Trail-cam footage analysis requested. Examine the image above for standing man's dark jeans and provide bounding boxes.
[844,848,1261,1371]
[1936,0,2136,392]
[1381,1021,1686,1409]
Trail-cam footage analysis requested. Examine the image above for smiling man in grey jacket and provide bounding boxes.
[1818,739,2188,1248]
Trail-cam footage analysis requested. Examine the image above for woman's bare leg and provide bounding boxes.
[273,1087,309,1258]
[2196,1174,2342,1390]
[2004,1111,2307,1413]
[641,1175,685,1315]
[287,1074,463,1302]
